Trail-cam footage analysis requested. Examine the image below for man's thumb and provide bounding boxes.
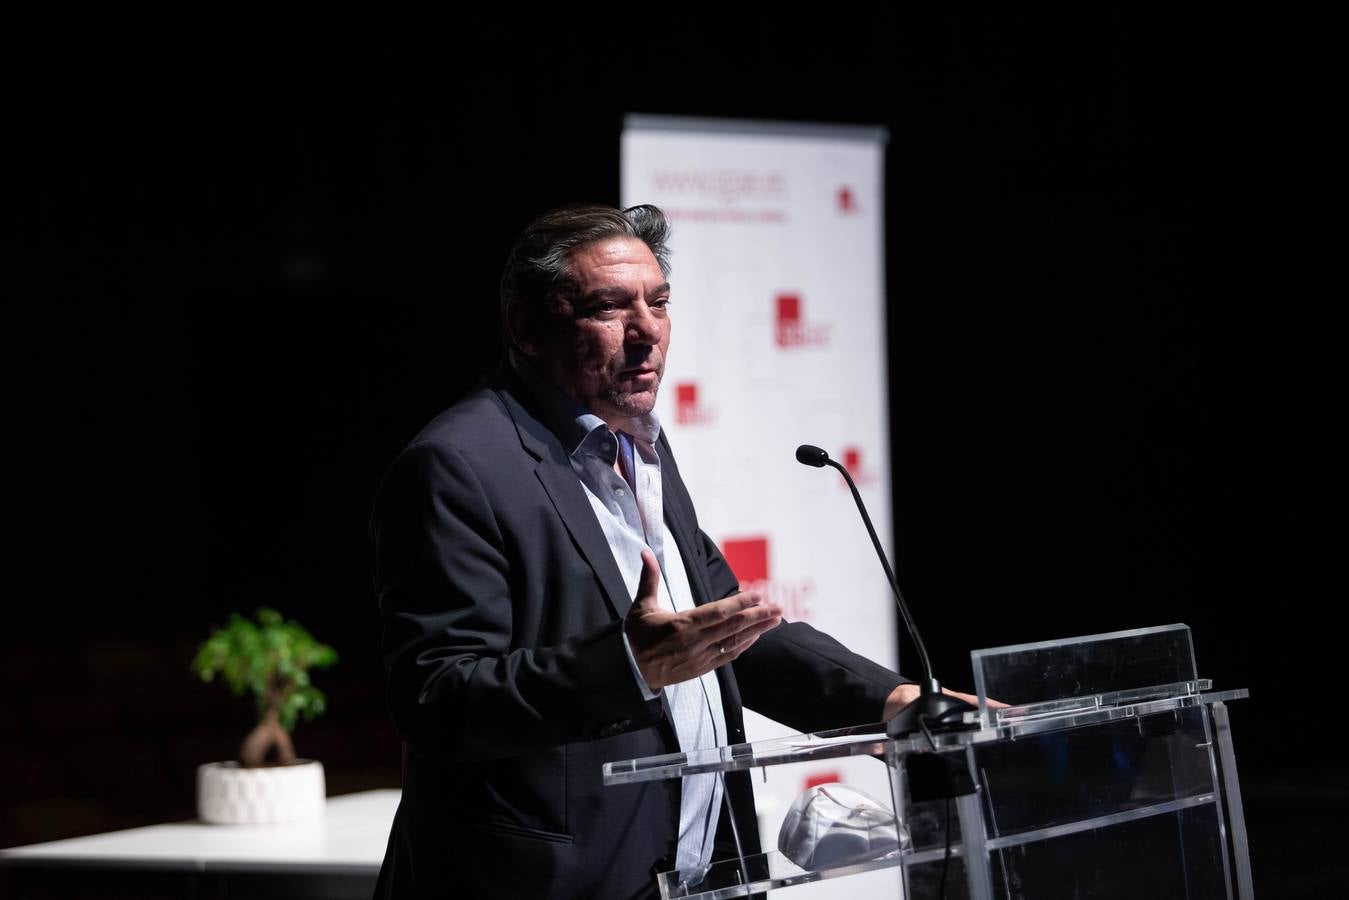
[634,549,661,607]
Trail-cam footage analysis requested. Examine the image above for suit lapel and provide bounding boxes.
[494,366,635,621]
[656,435,714,606]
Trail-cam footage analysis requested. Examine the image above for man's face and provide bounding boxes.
[529,237,672,428]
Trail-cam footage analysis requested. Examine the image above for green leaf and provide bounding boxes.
[192,608,338,728]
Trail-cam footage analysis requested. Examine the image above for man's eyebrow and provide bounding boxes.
[579,282,672,303]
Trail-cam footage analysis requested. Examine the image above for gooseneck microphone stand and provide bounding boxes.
[795,444,976,738]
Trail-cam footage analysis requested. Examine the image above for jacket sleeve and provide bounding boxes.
[371,439,663,763]
[695,530,910,733]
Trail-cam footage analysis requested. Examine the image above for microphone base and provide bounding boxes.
[886,684,979,738]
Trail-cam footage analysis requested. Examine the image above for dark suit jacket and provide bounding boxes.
[371,362,904,899]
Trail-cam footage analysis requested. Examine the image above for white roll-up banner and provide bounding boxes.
[623,115,899,893]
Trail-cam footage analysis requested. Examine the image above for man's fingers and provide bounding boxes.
[701,607,783,659]
[701,602,782,647]
[632,549,662,610]
[683,590,766,627]
[714,612,782,658]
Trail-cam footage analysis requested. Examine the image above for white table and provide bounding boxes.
[0,789,399,898]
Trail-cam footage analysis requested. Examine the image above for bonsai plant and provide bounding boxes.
[191,608,338,823]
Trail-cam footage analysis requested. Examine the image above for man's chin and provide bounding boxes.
[603,388,659,420]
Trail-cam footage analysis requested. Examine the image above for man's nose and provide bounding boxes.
[625,302,661,344]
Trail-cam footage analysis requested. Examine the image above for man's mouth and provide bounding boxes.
[617,369,660,393]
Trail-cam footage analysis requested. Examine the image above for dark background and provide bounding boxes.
[6,11,1338,898]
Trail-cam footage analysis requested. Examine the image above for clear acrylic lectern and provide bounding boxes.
[604,624,1251,899]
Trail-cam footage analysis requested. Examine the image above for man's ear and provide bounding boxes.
[506,298,539,356]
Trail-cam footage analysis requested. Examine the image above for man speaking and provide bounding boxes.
[371,204,924,899]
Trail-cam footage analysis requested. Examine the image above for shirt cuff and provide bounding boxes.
[621,627,662,701]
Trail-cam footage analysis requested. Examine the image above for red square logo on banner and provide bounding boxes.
[776,294,801,348]
[837,186,855,212]
[721,537,769,584]
[674,381,713,425]
[776,293,829,348]
[838,445,876,486]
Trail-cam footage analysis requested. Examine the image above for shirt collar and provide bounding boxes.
[509,351,663,457]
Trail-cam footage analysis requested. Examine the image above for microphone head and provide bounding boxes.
[795,445,830,467]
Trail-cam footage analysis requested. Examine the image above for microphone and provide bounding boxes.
[795,445,829,468]
[795,444,975,737]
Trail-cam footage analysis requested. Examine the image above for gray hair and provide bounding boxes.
[499,204,672,346]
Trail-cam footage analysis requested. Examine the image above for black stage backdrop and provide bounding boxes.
[6,12,1338,897]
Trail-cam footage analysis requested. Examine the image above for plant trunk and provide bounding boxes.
[239,707,295,768]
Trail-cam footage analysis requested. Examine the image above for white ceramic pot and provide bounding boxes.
[196,759,326,824]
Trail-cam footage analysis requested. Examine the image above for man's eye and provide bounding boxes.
[651,298,671,311]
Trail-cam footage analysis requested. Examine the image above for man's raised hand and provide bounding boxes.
[625,550,783,691]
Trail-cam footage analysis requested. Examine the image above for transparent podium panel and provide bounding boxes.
[900,801,1230,900]
[971,623,1200,724]
[605,625,1251,900]
[895,706,1240,898]
[973,703,1219,836]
